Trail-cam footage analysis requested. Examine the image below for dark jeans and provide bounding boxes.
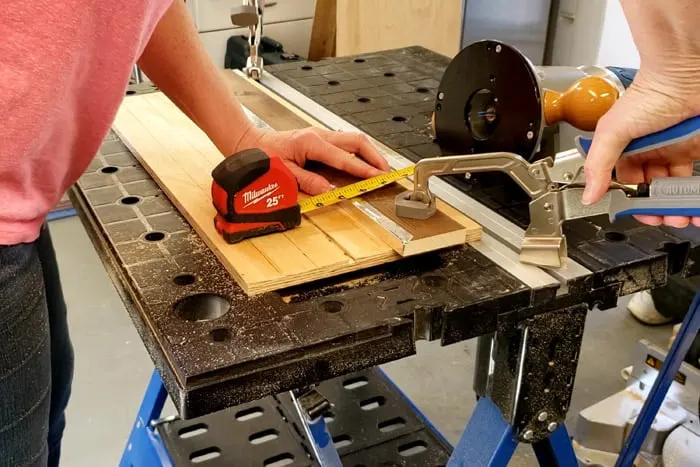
[0,224,74,466]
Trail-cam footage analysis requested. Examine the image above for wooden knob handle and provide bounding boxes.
[543,76,620,131]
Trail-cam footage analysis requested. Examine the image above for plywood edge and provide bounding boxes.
[245,248,398,294]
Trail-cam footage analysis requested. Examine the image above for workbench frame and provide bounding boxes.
[68,47,700,465]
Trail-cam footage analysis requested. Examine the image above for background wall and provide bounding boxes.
[550,0,640,67]
[548,0,640,149]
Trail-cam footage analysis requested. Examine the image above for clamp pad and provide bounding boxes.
[395,191,436,220]
[231,5,258,27]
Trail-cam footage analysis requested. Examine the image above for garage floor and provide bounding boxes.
[49,216,674,466]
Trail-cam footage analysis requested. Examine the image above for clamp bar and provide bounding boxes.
[255,70,586,289]
[231,0,264,80]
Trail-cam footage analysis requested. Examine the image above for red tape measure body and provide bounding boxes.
[211,148,301,243]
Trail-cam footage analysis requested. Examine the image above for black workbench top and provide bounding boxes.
[69,47,699,419]
[266,46,700,294]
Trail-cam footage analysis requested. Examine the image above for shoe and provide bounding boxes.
[668,323,680,350]
[627,290,673,325]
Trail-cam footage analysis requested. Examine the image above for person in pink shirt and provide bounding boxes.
[0,0,698,466]
[1,1,388,465]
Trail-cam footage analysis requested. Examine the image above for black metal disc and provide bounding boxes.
[433,40,542,160]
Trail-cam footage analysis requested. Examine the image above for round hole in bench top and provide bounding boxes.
[144,231,165,242]
[384,72,395,77]
[301,65,313,70]
[175,293,230,322]
[354,58,366,63]
[328,80,340,86]
[125,90,136,95]
[357,97,371,103]
[415,87,429,93]
[321,300,343,313]
[392,116,407,122]
[604,231,628,242]
[100,166,119,174]
[120,196,141,205]
[209,328,231,342]
[173,274,196,286]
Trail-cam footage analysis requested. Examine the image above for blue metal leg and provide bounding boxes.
[447,397,519,466]
[47,208,76,221]
[290,390,342,467]
[119,369,173,467]
[616,290,700,467]
[532,424,578,466]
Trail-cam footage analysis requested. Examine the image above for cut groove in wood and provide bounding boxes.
[111,72,480,294]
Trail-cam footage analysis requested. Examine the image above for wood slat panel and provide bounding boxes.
[111,72,480,294]
[112,105,282,286]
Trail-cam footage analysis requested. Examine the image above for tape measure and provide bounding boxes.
[211,148,415,244]
[299,165,415,213]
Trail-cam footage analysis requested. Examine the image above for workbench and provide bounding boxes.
[69,46,700,465]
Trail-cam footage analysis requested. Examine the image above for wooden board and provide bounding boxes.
[334,0,462,58]
[111,72,480,294]
[308,0,337,60]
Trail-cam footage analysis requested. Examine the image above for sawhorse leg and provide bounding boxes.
[446,397,578,466]
[290,387,342,467]
[616,290,700,466]
[119,369,173,467]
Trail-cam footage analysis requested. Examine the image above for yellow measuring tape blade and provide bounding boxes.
[299,165,415,213]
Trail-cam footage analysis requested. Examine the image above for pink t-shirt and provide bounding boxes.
[0,0,173,245]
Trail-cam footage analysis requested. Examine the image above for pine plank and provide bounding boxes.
[111,72,481,294]
[304,207,393,260]
[282,220,353,268]
[221,71,481,255]
[112,105,281,286]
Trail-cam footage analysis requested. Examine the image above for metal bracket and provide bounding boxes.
[231,0,264,80]
[290,386,342,466]
[473,304,588,443]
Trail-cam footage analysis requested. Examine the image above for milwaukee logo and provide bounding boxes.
[242,183,279,207]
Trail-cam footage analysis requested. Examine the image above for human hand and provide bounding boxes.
[236,126,389,195]
[581,72,700,228]
[582,0,700,228]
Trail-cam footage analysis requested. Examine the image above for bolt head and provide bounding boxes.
[438,92,444,100]
[538,411,548,422]
[548,422,558,432]
[495,44,502,53]
[523,430,534,441]
[527,130,534,140]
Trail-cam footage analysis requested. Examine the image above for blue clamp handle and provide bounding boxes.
[574,116,700,219]
[576,115,700,157]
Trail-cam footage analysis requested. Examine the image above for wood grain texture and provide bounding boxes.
[308,0,337,60]
[334,0,462,58]
[111,72,479,294]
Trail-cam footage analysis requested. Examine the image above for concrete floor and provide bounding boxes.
[49,215,675,466]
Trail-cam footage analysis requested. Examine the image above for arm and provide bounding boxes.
[136,0,388,195]
[582,0,700,227]
[136,0,255,157]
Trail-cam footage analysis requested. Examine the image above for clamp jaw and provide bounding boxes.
[396,116,700,269]
[231,0,264,80]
